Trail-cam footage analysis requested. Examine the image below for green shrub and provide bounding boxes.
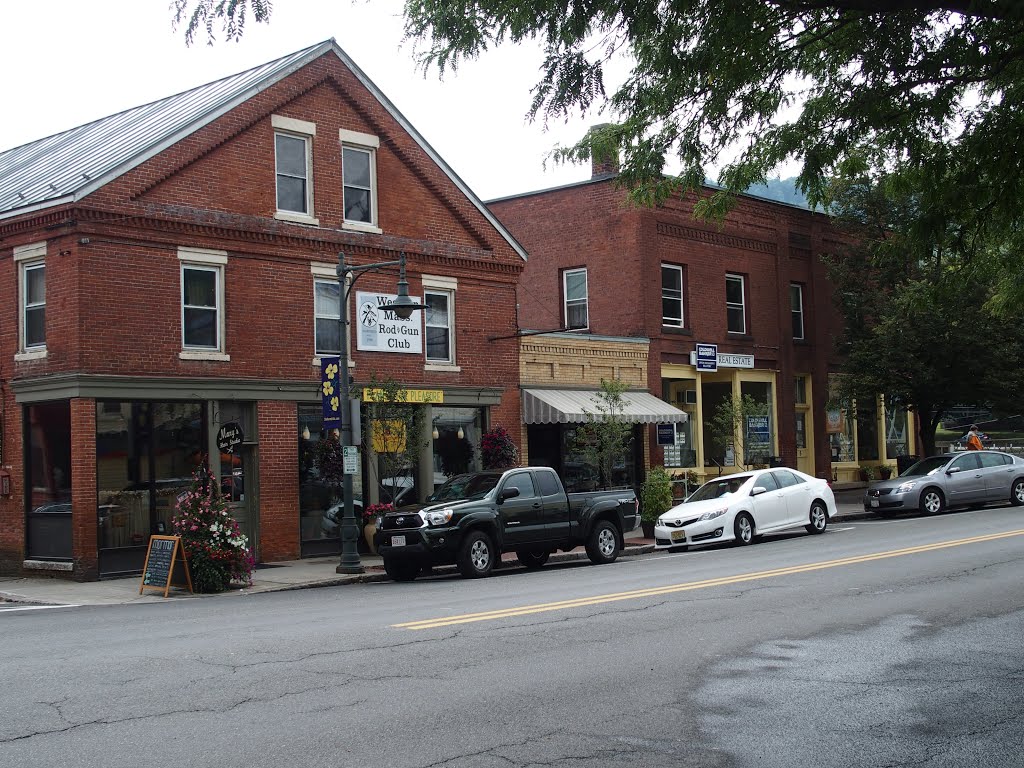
[640,466,674,523]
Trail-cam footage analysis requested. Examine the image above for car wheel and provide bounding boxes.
[805,501,828,534]
[734,512,755,545]
[457,530,495,578]
[1011,478,1024,506]
[383,557,419,582]
[516,549,550,569]
[920,488,944,515]
[585,520,620,565]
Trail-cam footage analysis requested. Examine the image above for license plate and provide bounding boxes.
[870,499,879,508]
[671,530,687,542]
[391,535,406,547]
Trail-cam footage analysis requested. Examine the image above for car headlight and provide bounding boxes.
[698,508,727,521]
[425,508,454,526]
[896,481,917,494]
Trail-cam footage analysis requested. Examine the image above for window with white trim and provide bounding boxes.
[340,129,380,230]
[272,115,316,221]
[179,247,227,357]
[790,283,805,340]
[15,242,47,353]
[422,275,458,369]
[314,277,341,355]
[563,268,588,330]
[725,273,746,334]
[425,290,454,364]
[661,264,684,327]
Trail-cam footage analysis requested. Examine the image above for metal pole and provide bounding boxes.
[336,251,363,574]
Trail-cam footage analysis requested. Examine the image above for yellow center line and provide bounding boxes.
[394,528,1024,630]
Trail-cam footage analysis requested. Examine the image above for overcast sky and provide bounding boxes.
[0,0,622,201]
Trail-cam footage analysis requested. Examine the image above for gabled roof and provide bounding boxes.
[0,39,527,259]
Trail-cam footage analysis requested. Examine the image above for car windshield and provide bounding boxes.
[900,456,951,477]
[428,473,500,502]
[686,475,752,502]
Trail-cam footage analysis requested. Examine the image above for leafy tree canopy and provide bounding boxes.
[173,1,1024,223]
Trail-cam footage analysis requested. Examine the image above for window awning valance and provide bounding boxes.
[522,388,688,425]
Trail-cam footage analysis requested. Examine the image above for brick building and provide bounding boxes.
[490,155,916,486]
[0,40,525,580]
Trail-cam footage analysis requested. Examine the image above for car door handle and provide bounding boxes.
[532,502,542,509]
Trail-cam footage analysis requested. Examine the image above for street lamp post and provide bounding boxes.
[335,250,425,574]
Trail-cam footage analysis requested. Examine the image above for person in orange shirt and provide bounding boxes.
[966,425,984,451]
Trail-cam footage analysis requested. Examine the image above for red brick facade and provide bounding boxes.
[490,174,860,483]
[0,44,523,579]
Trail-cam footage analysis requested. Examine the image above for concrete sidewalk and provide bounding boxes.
[0,492,870,607]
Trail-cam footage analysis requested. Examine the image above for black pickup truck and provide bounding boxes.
[373,467,640,581]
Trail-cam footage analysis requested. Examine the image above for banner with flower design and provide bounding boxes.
[320,356,342,428]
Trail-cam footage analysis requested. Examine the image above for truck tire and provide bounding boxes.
[457,530,495,578]
[516,549,550,569]
[585,520,619,565]
[383,557,419,582]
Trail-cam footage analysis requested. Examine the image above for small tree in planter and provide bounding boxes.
[480,426,520,470]
[640,466,674,538]
[570,378,634,489]
[172,464,254,593]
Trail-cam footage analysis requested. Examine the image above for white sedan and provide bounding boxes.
[653,468,837,550]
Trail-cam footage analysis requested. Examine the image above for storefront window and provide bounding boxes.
[885,403,910,458]
[25,401,72,560]
[96,402,204,565]
[856,398,879,461]
[826,375,855,463]
[740,381,773,466]
[298,405,363,555]
[430,407,482,491]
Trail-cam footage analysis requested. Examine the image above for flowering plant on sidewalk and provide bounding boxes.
[364,502,394,524]
[480,426,519,469]
[172,464,255,593]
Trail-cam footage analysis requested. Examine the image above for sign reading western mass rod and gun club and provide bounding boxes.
[356,291,423,354]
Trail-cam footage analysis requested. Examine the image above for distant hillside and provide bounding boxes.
[743,177,809,207]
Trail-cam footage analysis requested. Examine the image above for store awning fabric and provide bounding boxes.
[522,388,688,425]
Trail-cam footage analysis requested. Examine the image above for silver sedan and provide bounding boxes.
[863,451,1024,515]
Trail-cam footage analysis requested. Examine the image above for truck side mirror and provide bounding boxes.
[498,487,520,503]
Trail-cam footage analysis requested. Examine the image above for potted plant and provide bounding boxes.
[878,464,893,480]
[363,502,394,555]
[859,464,879,482]
[480,426,520,470]
[640,466,674,538]
[671,470,699,499]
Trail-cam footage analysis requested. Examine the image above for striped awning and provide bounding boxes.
[522,388,688,425]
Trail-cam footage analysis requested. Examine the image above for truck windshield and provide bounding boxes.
[429,473,501,502]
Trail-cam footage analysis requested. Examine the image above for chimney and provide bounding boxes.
[588,123,620,179]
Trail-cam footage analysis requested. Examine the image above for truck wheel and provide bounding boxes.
[457,530,495,578]
[586,520,620,565]
[516,549,550,569]
[383,557,419,582]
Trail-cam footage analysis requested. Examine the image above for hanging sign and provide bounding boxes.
[657,423,677,446]
[321,356,342,428]
[695,343,718,371]
[139,535,193,597]
[355,291,423,354]
[216,422,244,453]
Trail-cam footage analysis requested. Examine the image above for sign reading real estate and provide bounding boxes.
[356,291,423,354]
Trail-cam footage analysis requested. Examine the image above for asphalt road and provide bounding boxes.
[3,505,1024,768]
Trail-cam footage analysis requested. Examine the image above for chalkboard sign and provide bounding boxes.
[139,535,193,597]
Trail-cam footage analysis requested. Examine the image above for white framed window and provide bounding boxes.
[726,273,746,334]
[340,128,380,233]
[791,283,805,340]
[273,115,317,224]
[15,241,47,357]
[314,276,341,356]
[423,275,459,370]
[179,247,228,360]
[661,264,684,327]
[563,268,589,330]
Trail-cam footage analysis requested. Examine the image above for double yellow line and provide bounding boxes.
[394,528,1024,630]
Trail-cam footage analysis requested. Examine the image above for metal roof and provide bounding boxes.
[0,39,527,260]
[522,388,688,425]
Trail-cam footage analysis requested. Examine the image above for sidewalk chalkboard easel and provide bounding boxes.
[139,535,193,597]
